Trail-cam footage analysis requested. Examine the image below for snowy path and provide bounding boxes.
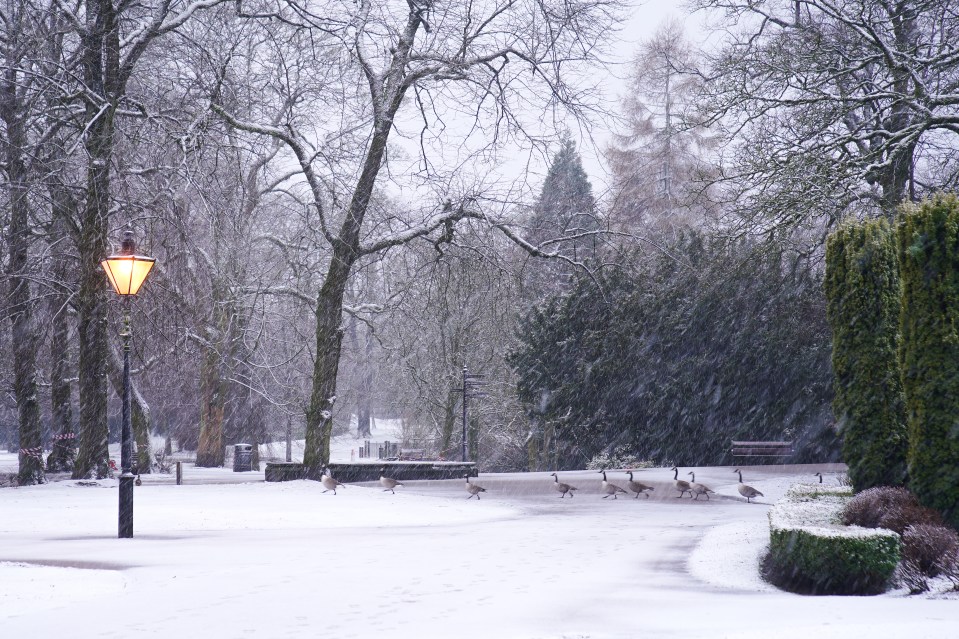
[0,466,956,638]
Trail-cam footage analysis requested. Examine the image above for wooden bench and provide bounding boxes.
[731,441,794,457]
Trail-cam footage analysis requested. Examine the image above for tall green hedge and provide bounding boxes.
[897,194,959,529]
[824,219,908,491]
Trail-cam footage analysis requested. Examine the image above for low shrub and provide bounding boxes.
[878,500,944,535]
[842,486,916,528]
[585,447,654,471]
[767,485,900,595]
[842,485,943,533]
[896,524,959,593]
[903,524,959,577]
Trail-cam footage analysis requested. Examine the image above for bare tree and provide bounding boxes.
[605,19,717,237]
[63,0,229,478]
[376,227,528,469]
[692,0,959,233]
[214,0,620,473]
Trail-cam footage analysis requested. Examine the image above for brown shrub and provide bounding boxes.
[843,486,918,528]
[843,485,945,534]
[878,500,944,534]
[902,524,959,577]
[896,558,930,594]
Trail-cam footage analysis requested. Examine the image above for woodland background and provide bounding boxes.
[2,1,957,482]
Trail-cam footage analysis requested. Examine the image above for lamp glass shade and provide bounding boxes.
[101,255,156,295]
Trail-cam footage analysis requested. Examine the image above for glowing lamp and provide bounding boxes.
[101,231,155,296]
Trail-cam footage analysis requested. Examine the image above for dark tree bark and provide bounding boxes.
[440,388,458,460]
[304,123,394,472]
[348,316,374,439]
[1,28,44,485]
[73,0,119,479]
[46,189,78,473]
[196,338,226,467]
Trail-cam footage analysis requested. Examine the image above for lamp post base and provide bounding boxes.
[119,472,134,538]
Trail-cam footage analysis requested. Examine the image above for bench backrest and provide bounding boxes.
[731,440,794,457]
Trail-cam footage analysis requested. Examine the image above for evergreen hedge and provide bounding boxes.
[897,194,959,529]
[767,485,900,595]
[824,219,908,491]
[509,235,836,469]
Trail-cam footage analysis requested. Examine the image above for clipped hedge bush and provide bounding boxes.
[767,485,900,595]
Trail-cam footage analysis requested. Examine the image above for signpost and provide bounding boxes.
[454,367,487,462]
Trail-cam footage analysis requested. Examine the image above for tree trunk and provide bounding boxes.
[1,57,44,486]
[73,0,119,479]
[878,5,920,219]
[46,191,77,473]
[359,324,375,437]
[349,317,374,438]
[303,258,351,472]
[440,391,458,459]
[196,342,226,467]
[303,127,392,474]
[196,276,237,467]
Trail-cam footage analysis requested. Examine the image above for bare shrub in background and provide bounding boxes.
[897,524,959,593]
[842,487,918,529]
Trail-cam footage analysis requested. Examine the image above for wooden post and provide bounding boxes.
[176,461,182,485]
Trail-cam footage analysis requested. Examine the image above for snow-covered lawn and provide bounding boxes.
[1,466,956,639]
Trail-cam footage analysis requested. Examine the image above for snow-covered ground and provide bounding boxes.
[1,465,956,639]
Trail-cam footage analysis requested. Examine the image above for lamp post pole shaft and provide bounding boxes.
[118,303,134,538]
[462,367,468,463]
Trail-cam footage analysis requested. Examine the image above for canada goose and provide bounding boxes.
[379,468,403,494]
[733,468,764,503]
[465,474,486,499]
[814,472,824,484]
[625,471,654,498]
[134,475,142,487]
[598,470,628,499]
[320,468,345,495]
[686,471,715,500]
[670,466,693,498]
[550,472,578,498]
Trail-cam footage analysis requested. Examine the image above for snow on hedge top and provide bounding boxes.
[769,483,899,540]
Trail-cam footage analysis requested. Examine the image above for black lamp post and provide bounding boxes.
[101,230,155,538]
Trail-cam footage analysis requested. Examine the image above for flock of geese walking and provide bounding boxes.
[552,467,762,503]
[319,465,765,503]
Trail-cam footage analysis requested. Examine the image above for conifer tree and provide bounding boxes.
[824,220,908,492]
[526,135,600,294]
[898,194,959,527]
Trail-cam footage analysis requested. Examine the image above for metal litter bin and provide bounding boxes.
[233,443,254,472]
